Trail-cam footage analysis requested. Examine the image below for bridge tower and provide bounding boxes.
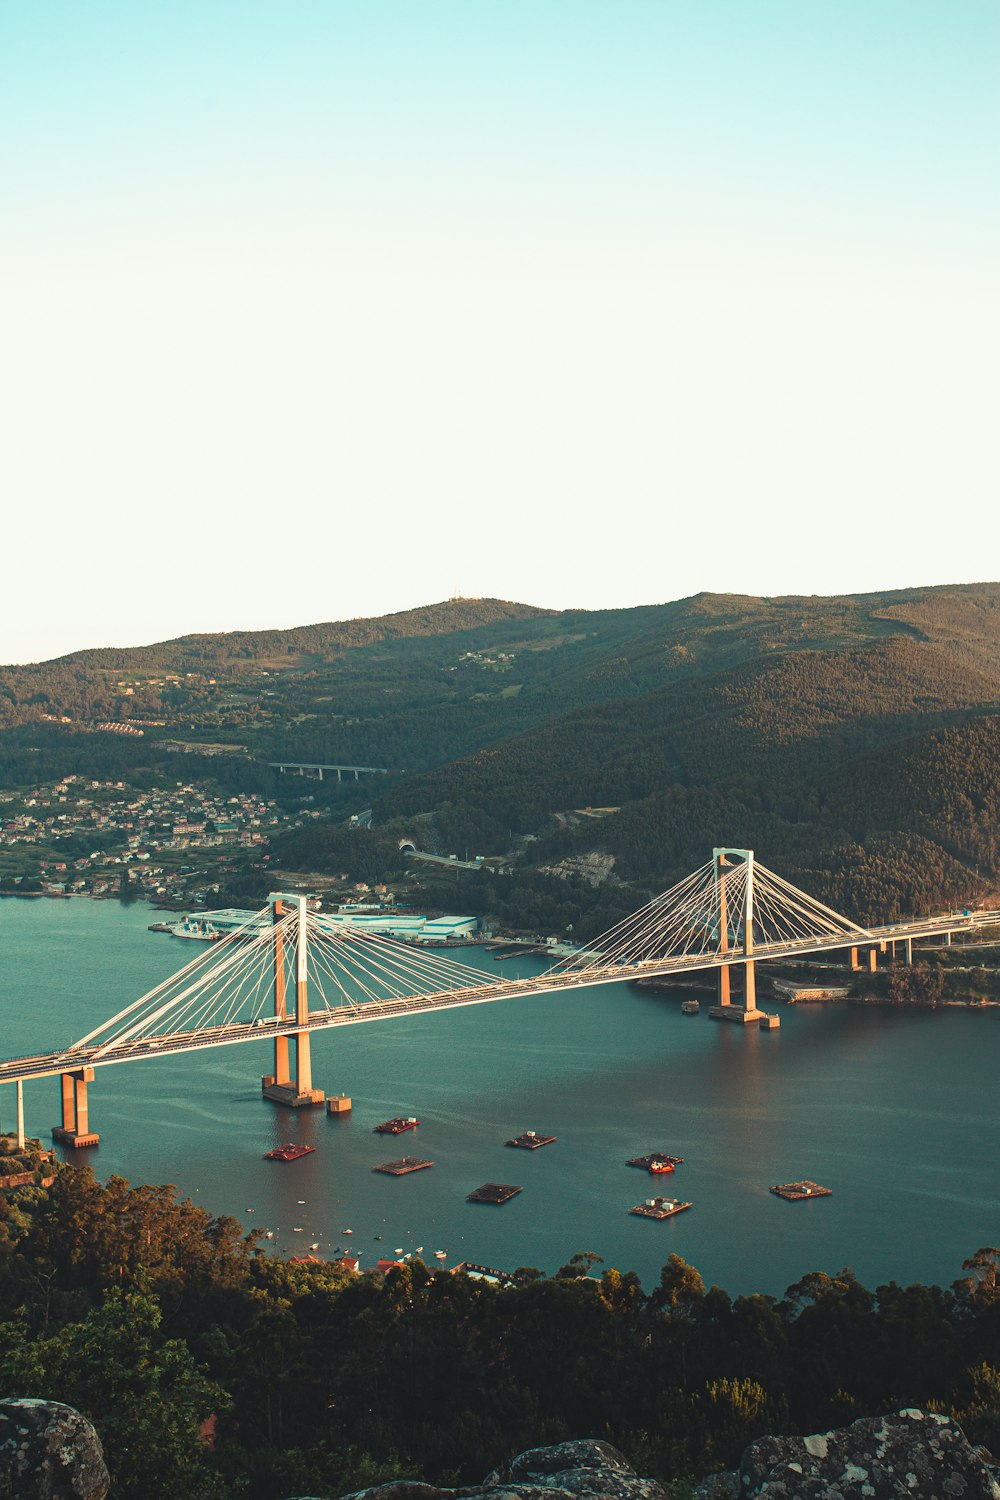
[709,848,765,1024]
[52,1066,100,1148]
[261,894,325,1107]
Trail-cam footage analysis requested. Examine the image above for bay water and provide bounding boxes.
[2,897,998,1298]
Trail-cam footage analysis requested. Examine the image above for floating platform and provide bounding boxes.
[627,1153,684,1170]
[263,1143,315,1162]
[467,1182,522,1205]
[770,1180,831,1201]
[372,1157,434,1176]
[505,1131,556,1149]
[630,1196,692,1220]
[373,1117,420,1134]
[681,1000,700,1014]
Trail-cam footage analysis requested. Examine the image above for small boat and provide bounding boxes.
[648,1160,676,1175]
[293,1227,303,1233]
[394,1247,404,1254]
[681,999,700,1015]
[309,1242,319,1251]
[374,1117,420,1135]
[265,1231,274,1239]
[374,1234,383,1241]
[263,1143,315,1162]
[415,1246,423,1253]
[434,1250,448,1260]
[342,1228,353,1235]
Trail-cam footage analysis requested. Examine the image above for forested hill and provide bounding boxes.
[352,625,1000,925]
[6,581,1000,923]
[5,582,1000,762]
[51,597,555,670]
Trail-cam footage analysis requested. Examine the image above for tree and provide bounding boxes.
[0,1288,228,1499]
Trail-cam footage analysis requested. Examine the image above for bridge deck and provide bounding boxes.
[0,913,987,1086]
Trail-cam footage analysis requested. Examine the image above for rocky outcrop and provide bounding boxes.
[694,1408,1000,1499]
[319,1416,1000,1500]
[0,1399,109,1500]
[328,1439,664,1500]
[539,853,619,888]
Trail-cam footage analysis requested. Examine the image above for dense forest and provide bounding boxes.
[0,1160,998,1500]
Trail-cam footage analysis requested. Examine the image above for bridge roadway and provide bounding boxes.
[0,912,991,1087]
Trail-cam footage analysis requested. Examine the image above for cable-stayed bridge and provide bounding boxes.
[0,849,990,1148]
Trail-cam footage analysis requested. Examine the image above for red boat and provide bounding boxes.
[373,1117,419,1135]
[263,1143,315,1162]
[648,1160,676,1175]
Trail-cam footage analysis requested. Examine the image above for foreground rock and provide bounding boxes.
[694,1407,1000,1499]
[0,1399,109,1500]
[327,1439,665,1500]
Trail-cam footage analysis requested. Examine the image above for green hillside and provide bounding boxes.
[5,582,1000,927]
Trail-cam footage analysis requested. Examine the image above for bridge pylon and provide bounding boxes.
[261,894,325,1108]
[709,848,765,1025]
[52,1066,100,1148]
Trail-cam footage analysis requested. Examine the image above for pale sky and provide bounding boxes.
[2,2,998,662]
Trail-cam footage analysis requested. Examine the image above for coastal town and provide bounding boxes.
[0,774,322,906]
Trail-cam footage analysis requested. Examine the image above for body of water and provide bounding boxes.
[2,897,998,1297]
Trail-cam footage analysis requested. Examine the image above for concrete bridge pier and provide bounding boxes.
[52,1067,100,1148]
[261,894,324,1108]
[708,850,765,1024]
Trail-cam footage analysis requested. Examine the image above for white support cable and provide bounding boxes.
[68,905,276,1049]
[308,914,488,989]
[305,937,360,1009]
[754,862,871,936]
[89,914,296,1056]
[548,861,716,972]
[309,933,403,1006]
[558,862,719,972]
[191,933,278,1032]
[337,931,480,990]
[309,925,450,1006]
[331,926,483,1000]
[110,925,281,1043]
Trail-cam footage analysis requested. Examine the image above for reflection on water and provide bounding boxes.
[1,897,999,1296]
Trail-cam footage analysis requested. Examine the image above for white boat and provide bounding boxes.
[434,1250,448,1260]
